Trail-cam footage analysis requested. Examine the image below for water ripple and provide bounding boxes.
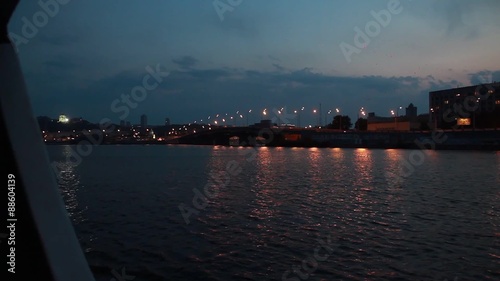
[45,145,500,280]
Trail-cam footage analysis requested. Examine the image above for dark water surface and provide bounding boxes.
[46,145,500,281]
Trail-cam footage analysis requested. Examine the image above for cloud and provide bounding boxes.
[28,61,498,124]
[411,0,499,40]
[172,56,198,70]
[268,55,281,62]
[272,63,285,71]
[468,70,500,85]
[146,67,435,119]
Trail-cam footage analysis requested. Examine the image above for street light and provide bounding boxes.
[325,109,332,127]
[246,109,252,126]
[396,106,402,130]
[358,107,364,117]
[296,107,305,128]
[430,108,436,129]
[357,107,365,130]
[335,108,342,130]
[391,110,396,129]
[313,109,321,127]
[474,98,481,130]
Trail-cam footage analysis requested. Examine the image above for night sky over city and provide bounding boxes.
[7,0,500,125]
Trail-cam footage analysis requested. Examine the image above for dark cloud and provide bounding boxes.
[272,63,284,71]
[468,70,500,85]
[27,62,494,124]
[442,1,470,36]
[141,67,436,122]
[426,78,461,93]
[172,56,198,70]
[415,0,498,40]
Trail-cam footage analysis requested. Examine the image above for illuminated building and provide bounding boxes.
[429,82,500,129]
[58,114,69,123]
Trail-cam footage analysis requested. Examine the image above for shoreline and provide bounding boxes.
[42,127,500,151]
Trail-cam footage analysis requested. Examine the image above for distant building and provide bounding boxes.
[405,103,417,118]
[367,110,426,131]
[229,136,240,146]
[429,82,500,129]
[70,117,83,123]
[165,118,170,126]
[140,114,147,129]
[250,119,273,128]
[125,121,131,128]
[120,120,125,127]
[58,114,69,123]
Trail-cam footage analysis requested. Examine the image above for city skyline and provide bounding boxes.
[40,101,419,128]
[7,0,500,125]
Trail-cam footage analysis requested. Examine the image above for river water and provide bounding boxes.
[46,145,500,280]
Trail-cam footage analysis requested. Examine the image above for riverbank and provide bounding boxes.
[44,127,500,150]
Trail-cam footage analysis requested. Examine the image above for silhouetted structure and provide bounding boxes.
[355,118,368,131]
[406,103,417,118]
[251,119,273,128]
[328,115,351,130]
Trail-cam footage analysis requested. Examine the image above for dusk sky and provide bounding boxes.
[7,0,500,126]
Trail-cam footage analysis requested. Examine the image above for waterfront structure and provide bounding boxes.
[429,82,500,129]
[367,117,414,131]
[367,104,427,131]
[229,136,239,146]
[250,119,273,128]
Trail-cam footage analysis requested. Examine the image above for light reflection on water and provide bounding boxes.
[56,145,87,224]
[253,147,278,221]
[45,145,500,281]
